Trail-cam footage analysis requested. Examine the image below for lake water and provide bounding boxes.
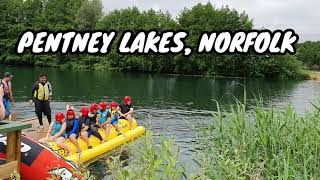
[1,65,320,177]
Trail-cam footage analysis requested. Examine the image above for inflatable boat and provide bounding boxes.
[46,118,145,163]
[0,133,81,179]
[0,118,145,179]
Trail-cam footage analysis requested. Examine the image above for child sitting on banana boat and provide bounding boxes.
[87,103,104,144]
[78,107,93,149]
[97,101,111,142]
[39,112,73,156]
[102,101,123,142]
[65,106,82,153]
[119,96,134,130]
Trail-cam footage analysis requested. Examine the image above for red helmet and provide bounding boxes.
[55,112,65,123]
[90,103,99,112]
[99,101,107,111]
[124,96,132,105]
[110,101,118,109]
[80,107,89,117]
[66,108,75,120]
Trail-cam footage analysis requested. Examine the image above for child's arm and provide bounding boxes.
[46,122,54,138]
[53,122,67,138]
[95,115,100,125]
[67,119,78,137]
[124,108,134,116]
[106,112,112,124]
[81,118,90,131]
[117,107,126,117]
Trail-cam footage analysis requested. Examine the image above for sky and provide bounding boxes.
[102,0,319,42]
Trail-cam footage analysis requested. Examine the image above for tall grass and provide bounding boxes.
[196,101,320,179]
[108,131,185,180]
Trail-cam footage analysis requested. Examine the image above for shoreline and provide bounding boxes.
[0,63,316,80]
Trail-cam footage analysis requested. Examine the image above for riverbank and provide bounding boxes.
[305,70,320,80]
[0,62,313,80]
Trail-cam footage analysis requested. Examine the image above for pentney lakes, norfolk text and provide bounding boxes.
[16,29,299,56]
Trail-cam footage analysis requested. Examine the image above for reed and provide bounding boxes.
[196,100,320,179]
[109,131,185,180]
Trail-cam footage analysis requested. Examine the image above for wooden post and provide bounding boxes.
[6,132,17,162]
[15,130,22,172]
[0,120,31,179]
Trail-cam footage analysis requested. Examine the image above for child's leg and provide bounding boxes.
[38,137,49,143]
[112,124,122,134]
[80,131,92,148]
[126,114,133,130]
[104,123,111,142]
[69,133,81,153]
[90,125,103,142]
[56,137,72,156]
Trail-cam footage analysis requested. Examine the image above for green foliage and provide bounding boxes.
[296,41,320,70]
[0,1,307,78]
[75,0,103,30]
[196,100,320,179]
[108,131,185,179]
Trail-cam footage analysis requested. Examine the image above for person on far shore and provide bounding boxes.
[29,73,52,128]
[1,72,15,119]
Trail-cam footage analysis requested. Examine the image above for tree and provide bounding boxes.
[75,0,103,30]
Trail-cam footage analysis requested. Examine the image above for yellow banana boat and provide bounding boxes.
[45,118,145,164]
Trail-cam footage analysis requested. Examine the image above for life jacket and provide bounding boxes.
[34,82,50,101]
[51,121,66,137]
[65,119,75,133]
[110,109,119,119]
[88,113,97,125]
[98,109,109,124]
[78,116,90,132]
[0,79,11,99]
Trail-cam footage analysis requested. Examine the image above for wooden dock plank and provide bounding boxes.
[0,161,18,179]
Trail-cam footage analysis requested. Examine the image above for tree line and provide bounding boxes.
[0,0,317,79]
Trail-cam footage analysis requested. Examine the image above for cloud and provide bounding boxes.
[102,0,320,41]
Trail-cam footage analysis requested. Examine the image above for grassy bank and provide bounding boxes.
[106,100,320,179]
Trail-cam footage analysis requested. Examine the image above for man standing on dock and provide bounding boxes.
[29,73,52,128]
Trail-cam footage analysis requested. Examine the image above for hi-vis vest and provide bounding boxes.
[34,83,50,100]
[110,109,119,119]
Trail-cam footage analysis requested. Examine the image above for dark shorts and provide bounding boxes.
[67,133,79,138]
[111,117,119,125]
[53,134,67,139]
[87,130,93,137]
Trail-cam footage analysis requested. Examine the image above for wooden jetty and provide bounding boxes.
[0,120,31,179]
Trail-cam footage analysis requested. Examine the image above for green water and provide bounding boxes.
[1,65,320,177]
